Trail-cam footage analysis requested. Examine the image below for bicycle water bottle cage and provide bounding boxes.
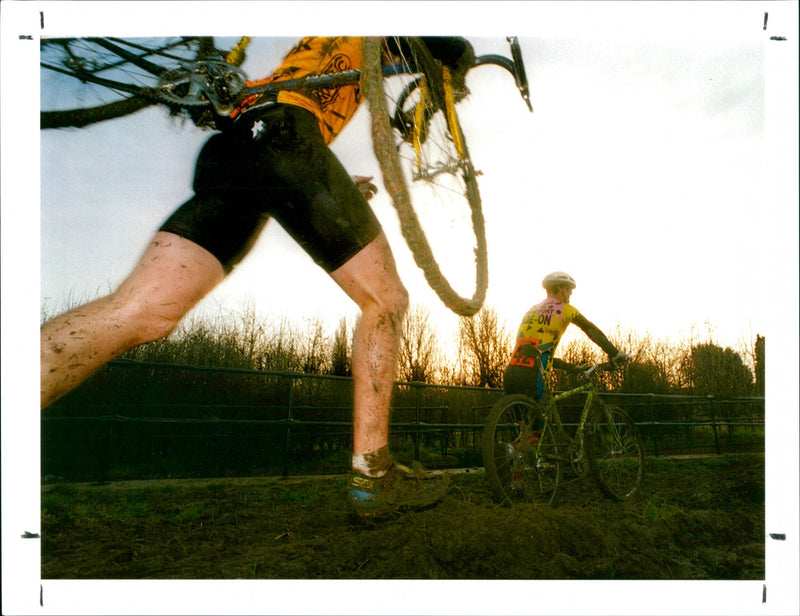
[156,60,248,115]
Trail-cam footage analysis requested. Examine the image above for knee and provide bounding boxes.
[384,281,409,326]
[393,282,410,319]
[111,293,185,346]
[365,280,409,332]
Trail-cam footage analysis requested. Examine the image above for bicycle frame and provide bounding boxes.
[550,382,599,459]
[235,36,529,116]
[242,58,520,106]
[240,44,507,186]
[228,35,530,109]
[533,372,610,466]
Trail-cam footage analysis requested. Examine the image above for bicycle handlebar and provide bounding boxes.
[581,355,632,379]
[507,36,533,112]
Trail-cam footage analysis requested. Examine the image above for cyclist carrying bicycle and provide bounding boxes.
[504,271,629,401]
[40,36,473,518]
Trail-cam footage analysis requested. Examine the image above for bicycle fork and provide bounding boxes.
[412,67,469,180]
[595,405,626,455]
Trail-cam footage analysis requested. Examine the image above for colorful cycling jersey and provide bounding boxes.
[234,37,363,145]
[509,298,582,381]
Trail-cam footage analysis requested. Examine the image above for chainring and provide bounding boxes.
[156,60,247,113]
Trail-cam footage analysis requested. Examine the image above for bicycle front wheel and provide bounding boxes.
[482,394,561,507]
[40,37,232,129]
[585,404,644,501]
[362,37,488,317]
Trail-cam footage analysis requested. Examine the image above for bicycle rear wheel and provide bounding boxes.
[482,394,561,507]
[40,37,232,129]
[585,404,644,501]
[362,37,488,317]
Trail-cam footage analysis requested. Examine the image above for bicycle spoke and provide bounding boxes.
[587,405,644,501]
[482,395,560,507]
[40,37,217,127]
[366,37,488,317]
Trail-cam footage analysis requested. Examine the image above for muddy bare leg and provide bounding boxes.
[330,232,408,460]
[41,232,225,407]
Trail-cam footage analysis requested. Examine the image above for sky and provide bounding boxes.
[2,2,799,615]
[35,7,782,362]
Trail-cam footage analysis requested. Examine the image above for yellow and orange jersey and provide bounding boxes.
[235,37,363,144]
[509,298,582,379]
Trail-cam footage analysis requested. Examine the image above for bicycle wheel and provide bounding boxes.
[40,37,240,129]
[361,37,488,317]
[482,394,561,507]
[585,404,644,501]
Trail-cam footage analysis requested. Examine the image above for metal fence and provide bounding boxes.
[42,359,765,481]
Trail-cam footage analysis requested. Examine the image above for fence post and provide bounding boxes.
[707,395,720,454]
[413,382,422,462]
[648,393,659,458]
[283,373,296,477]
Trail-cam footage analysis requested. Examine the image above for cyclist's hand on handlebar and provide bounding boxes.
[352,176,378,201]
[570,363,591,374]
[557,361,586,375]
[611,352,632,367]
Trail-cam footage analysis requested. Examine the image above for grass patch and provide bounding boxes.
[641,495,684,521]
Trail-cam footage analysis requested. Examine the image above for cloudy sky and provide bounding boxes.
[3,2,799,614]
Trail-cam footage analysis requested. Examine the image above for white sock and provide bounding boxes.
[352,445,392,478]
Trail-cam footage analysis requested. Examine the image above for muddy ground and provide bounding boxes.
[41,453,764,580]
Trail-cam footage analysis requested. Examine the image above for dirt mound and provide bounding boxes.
[41,453,764,579]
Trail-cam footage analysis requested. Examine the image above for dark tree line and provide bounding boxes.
[44,299,762,398]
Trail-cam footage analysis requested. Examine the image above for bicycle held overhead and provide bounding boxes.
[41,37,532,318]
[40,36,532,130]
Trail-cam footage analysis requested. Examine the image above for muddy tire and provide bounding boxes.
[482,394,561,507]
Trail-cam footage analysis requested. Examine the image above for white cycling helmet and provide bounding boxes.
[542,271,576,291]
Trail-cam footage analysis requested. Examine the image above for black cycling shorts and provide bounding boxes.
[503,364,546,401]
[160,104,382,273]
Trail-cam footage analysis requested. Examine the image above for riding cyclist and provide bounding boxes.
[503,271,630,400]
[40,36,474,518]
